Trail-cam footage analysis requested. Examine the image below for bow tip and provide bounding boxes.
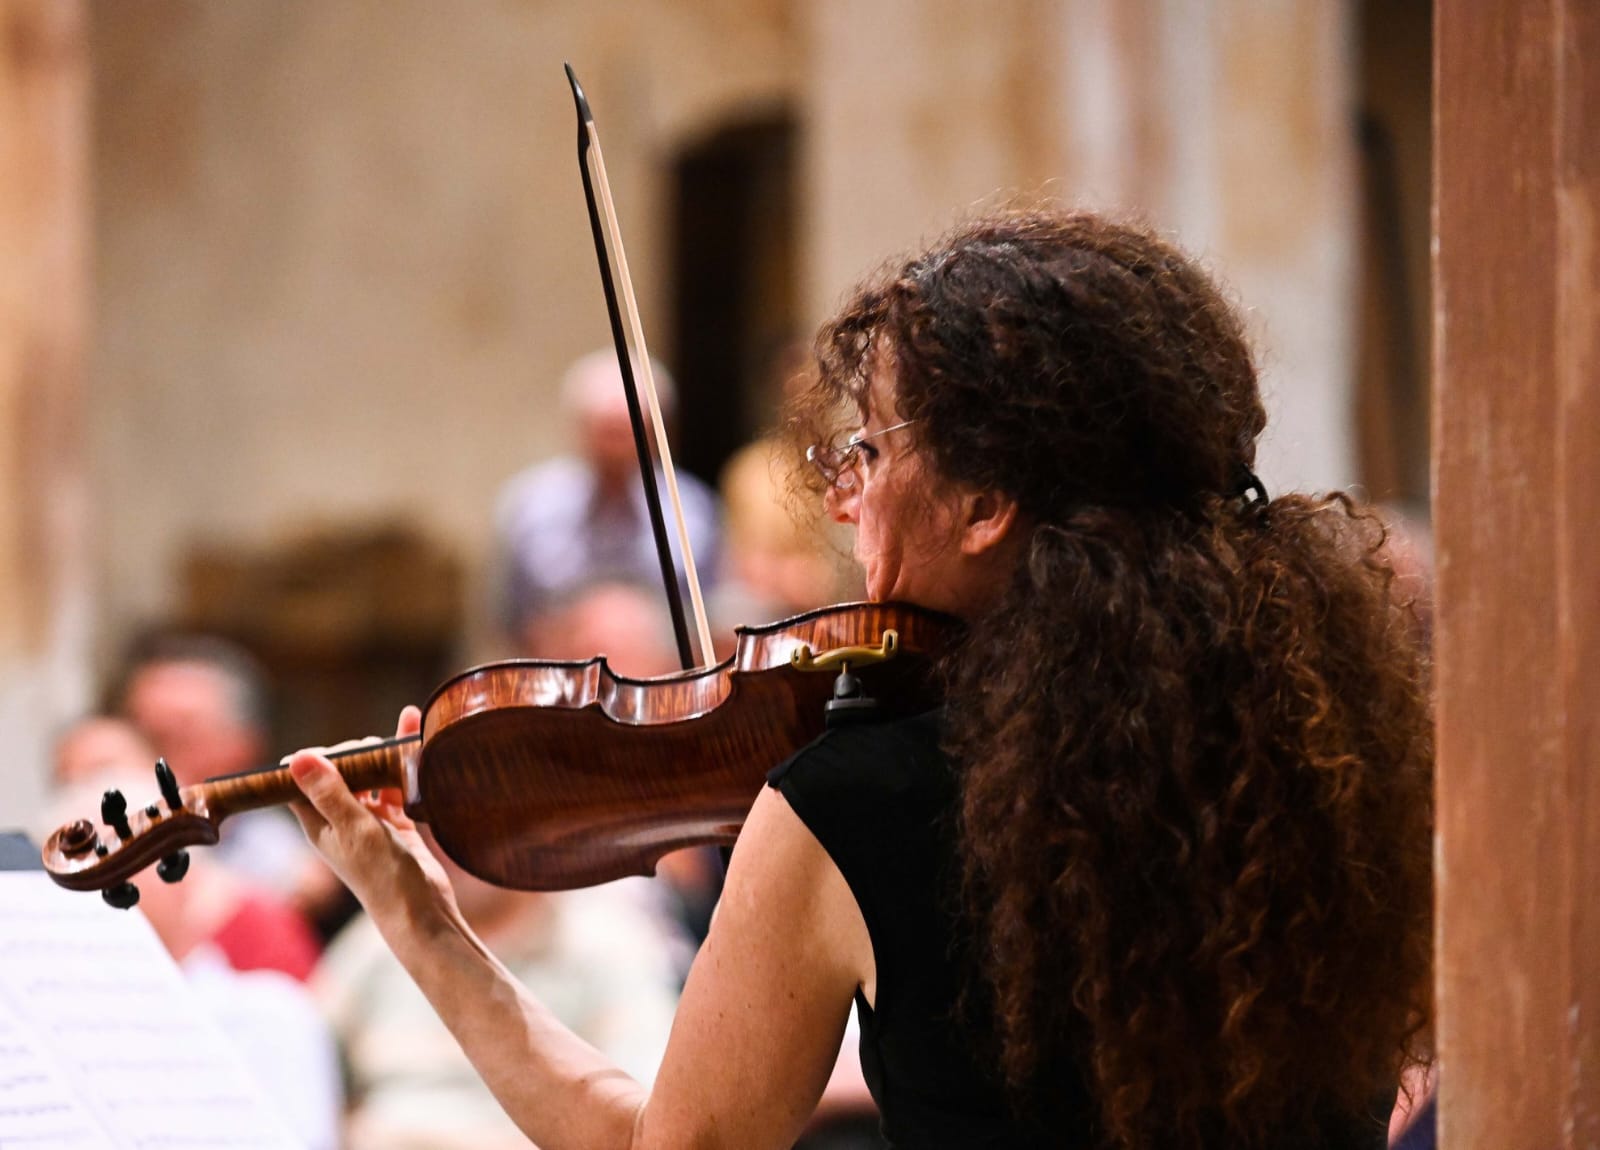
[564,62,592,123]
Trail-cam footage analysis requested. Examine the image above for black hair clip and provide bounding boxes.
[1236,466,1270,509]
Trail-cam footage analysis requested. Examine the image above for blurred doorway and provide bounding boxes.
[1355,0,1432,509]
[669,115,800,485]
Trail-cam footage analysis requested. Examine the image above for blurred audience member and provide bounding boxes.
[44,738,340,1150]
[53,719,322,981]
[52,714,161,787]
[714,343,851,644]
[1380,503,1435,648]
[493,351,721,652]
[1389,1060,1437,1148]
[1391,1094,1436,1150]
[1378,505,1435,1149]
[524,578,683,676]
[718,438,847,610]
[315,833,679,1150]
[117,632,345,930]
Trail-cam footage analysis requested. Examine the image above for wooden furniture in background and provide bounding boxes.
[181,522,463,753]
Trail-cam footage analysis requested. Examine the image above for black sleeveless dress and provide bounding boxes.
[768,709,1073,1147]
[766,709,1394,1150]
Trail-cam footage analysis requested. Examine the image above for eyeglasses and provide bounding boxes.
[805,419,918,492]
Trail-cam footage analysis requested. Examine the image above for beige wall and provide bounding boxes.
[806,0,1356,495]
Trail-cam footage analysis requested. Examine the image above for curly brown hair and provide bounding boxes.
[790,208,1432,1148]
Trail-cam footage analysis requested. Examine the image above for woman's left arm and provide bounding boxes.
[290,713,870,1150]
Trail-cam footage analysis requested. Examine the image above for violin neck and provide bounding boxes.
[198,734,419,823]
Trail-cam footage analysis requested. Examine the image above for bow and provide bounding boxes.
[565,63,715,669]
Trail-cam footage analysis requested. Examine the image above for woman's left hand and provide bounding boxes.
[287,705,458,926]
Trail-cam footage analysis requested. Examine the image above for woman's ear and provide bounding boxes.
[957,489,1021,557]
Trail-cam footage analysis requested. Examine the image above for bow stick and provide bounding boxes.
[565,63,715,670]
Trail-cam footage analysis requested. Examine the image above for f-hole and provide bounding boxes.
[669,115,798,485]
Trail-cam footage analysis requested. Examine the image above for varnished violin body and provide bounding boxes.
[421,601,949,888]
[42,602,952,899]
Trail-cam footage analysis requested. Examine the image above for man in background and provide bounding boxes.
[492,351,721,654]
[119,633,344,933]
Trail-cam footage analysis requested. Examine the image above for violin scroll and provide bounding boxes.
[42,735,415,904]
[43,774,219,895]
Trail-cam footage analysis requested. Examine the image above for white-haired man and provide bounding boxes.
[492,351,721,652]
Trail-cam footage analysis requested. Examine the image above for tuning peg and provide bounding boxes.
[102,882,140,910]
[100,789,133,840]
[156,850,190,884]
[155,758,183,811]
[58,819,100,859]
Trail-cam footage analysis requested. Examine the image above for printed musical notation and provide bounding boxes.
[0,872,302,1149]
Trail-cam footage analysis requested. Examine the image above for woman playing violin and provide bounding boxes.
[288,208,1432,1149]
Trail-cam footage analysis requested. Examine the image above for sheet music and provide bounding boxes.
[0,872,303,1149]
[0,989,114,1148]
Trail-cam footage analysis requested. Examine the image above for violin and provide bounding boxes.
[41,67,952,907]
[43,602,949,905]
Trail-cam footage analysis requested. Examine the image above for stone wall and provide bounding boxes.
[805,0,1357,493]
